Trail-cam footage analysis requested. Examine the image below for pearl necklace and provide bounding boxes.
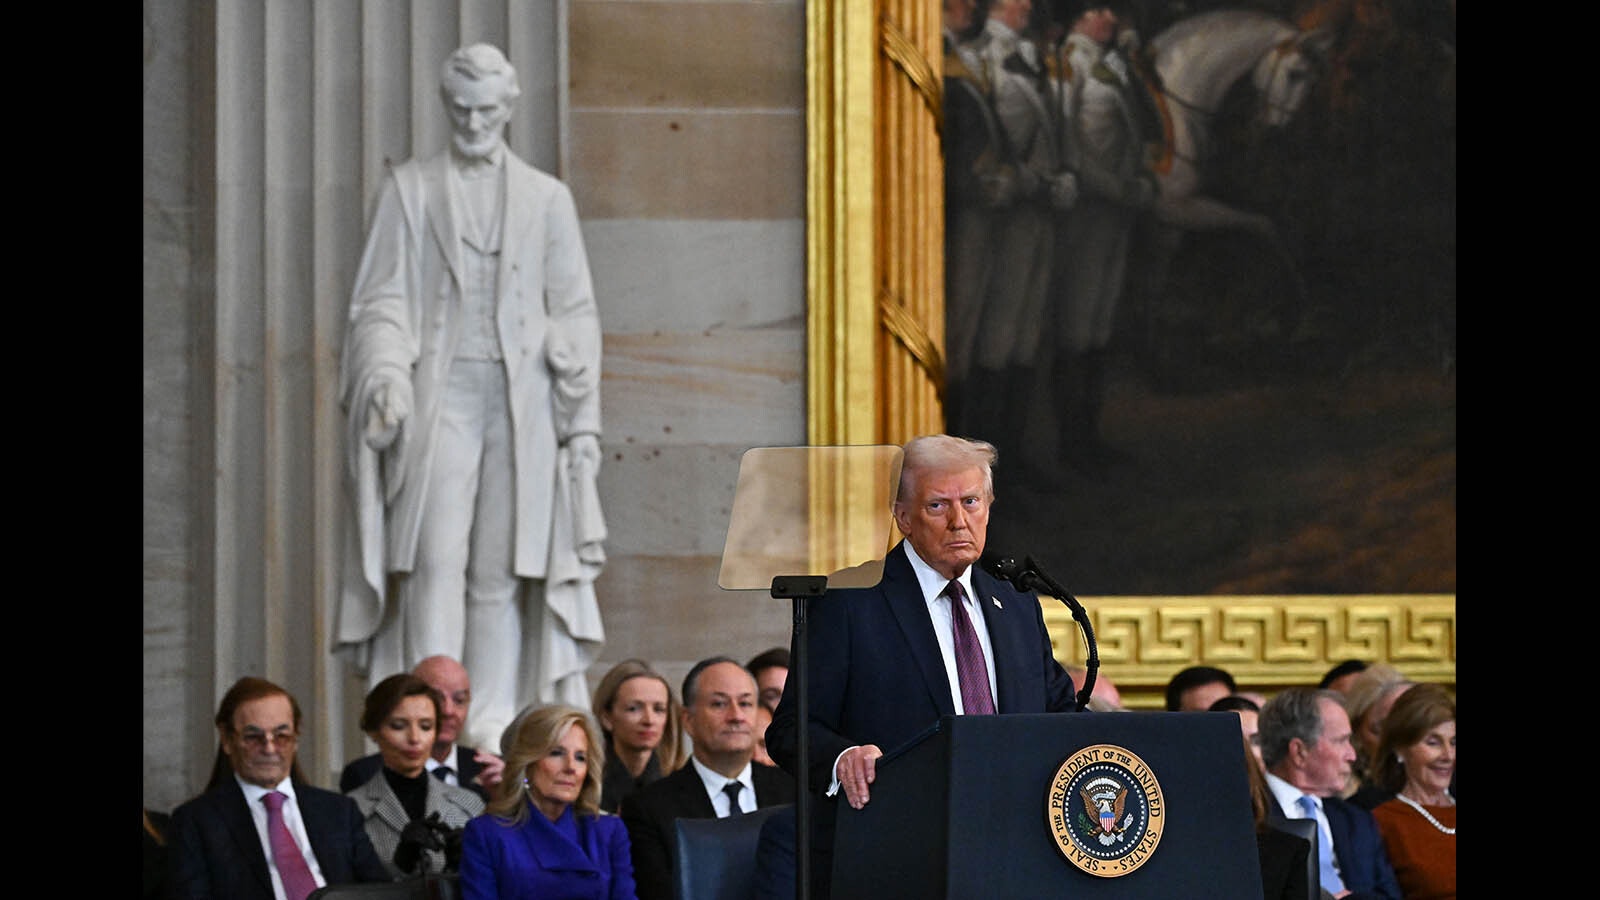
[1395,793,1455,835]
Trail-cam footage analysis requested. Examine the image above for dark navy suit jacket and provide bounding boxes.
[167,776,390,900]
[1324,794,1403,899]
[765,541,1080,898]
[767,540,1080,793]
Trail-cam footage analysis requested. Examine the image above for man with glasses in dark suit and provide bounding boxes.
[168,677,390,900]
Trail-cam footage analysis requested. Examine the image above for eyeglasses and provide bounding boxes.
[236,728,299,751]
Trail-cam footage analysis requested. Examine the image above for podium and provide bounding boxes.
[830,712,1263,899]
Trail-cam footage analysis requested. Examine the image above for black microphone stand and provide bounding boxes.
[772,574,827,900]
[999,556,1099,712]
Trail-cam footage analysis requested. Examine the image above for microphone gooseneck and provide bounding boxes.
[978,552,1099,712]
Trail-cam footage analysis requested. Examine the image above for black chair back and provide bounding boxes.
[1267,816,1320,900]
[673,804,788,900]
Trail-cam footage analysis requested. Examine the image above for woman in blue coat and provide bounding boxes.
[460,704,637,900]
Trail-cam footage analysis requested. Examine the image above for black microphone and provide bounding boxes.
[978,552,1027,587]
[978,550,1099,712]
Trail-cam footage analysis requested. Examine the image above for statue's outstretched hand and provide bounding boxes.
[364,379,413,451]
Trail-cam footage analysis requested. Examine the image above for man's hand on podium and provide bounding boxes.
[838,744,884,810]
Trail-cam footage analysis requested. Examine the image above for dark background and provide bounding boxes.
[976,0,1455,595]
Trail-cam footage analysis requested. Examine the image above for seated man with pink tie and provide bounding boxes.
[168,676,391,900]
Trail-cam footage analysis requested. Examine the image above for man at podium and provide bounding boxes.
[767,434,1083,899]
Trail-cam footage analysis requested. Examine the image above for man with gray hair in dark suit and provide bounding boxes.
[767,434,1083,900]
[1258,686,1402,899]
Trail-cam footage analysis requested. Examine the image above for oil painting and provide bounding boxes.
[944,0,1455,595]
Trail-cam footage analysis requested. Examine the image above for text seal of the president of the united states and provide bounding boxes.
[1047,743,1165,877]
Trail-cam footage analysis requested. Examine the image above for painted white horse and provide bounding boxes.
[1146,9,1331,236]
[1132,8,1335,331]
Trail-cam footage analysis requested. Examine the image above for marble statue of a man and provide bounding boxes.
[336,43,607,750]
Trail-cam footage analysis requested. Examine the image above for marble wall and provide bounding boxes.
[143,0,807,813]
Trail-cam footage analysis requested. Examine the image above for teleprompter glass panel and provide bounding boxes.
[718,445,903,591]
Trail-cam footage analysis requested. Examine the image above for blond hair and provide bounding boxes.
[1342,663,1413,771]
[590,659,688,774]
[487,705,603,824]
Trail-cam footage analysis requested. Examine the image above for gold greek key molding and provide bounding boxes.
[1042,595,1456,709]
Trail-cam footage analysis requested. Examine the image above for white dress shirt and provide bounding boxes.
[901,540,999,712]
[689,757,755,816]
[425,744,463,788]
[1264,770,1347,883]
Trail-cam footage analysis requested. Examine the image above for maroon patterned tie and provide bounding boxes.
[262,790,321,900]
[946,580,995,715]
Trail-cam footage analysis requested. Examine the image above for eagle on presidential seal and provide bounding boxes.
[1079,776,1134,846]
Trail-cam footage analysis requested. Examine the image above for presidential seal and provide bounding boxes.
[1046,744,1165,877]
